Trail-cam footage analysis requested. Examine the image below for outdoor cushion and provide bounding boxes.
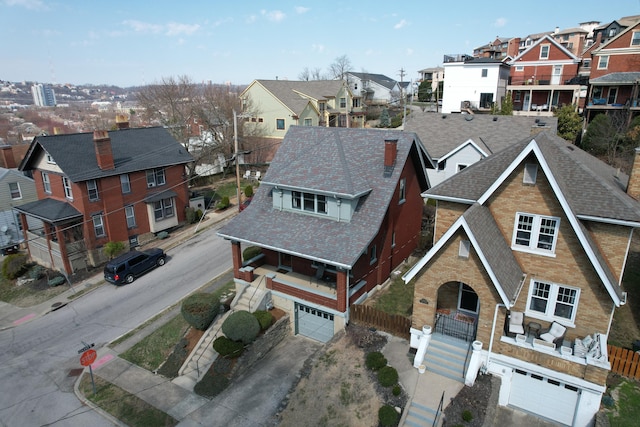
[540,322,566,344]
[509,311,525,335]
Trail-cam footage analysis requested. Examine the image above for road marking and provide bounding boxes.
[92,354,114,369]
[13,313,36,326]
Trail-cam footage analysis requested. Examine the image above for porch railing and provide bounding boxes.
[433,391,445,427]
[434,311,477,342]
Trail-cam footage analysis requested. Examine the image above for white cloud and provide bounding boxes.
[3,0,47,11]
[122,20,163,34]
[246,15,257,24]
[394,19,408,30]
[295,6,310,14]
[312,44,325,53]
[165,22,200,36]
[261,9,285,22]
[494,17,507,27]
[406,48,414,56]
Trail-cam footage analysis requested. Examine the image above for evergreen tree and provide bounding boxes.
[555,104,582,142]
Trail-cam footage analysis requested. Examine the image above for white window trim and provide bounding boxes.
[597,55,609,70]
[459,240,471,258]
[523,163,538,184]
[525,279,579,326]
[63,176,73,200]
[42,172,51,194]
[125,205,136,228]
[9,182,22,200]
[539,44,550,59]
[399,178,406,204]
[369,245,377,265]
[511,212,560,256]
[120,174,131,193]
[632,31,640,46]
[87,179,99,201]
[92,215,105,237]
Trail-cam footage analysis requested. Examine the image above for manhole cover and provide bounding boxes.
[68,368,84,377]
[51,302,66,311]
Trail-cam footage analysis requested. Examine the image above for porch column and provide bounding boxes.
[18,213,29,254]
[336,268,347,312]
[55,226,72,275]
[231,240,242,279]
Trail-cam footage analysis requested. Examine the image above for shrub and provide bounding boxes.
[392,384,401,396]
[378,405,398,427]
[462,409,473,422]
[181,293,221,330]
[48,276,65,287]
[244,185,254,198]
[194,373,229,398]
[185,207,203,224]
[242,246,262,261]
[2,254,29,280]
[365,351,387,371]
[212,336,244,358]
[377,366,399,387]
[253,310,273,330]
[222,310,260,344]
[213,357,233,375]
[103,241,125,259]
[28,265,45,280]
[216,196,230,210]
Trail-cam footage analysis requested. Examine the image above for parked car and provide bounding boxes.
[104,248,166,285]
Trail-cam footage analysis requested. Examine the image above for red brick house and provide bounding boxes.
[508,34,582,114]
[585,19,640,124]
[404,132,640,426]
[217,126,431,342]
[16,124,193,275]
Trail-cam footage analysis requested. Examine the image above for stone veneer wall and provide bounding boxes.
[229,314,290,381]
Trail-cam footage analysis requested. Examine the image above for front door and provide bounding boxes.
[523,93,530,111]
[551,65,562,85]
[279,252,292,271]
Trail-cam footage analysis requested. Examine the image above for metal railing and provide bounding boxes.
[434,312,477,342]
[433,391,445,427]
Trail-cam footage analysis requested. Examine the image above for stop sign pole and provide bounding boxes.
[79,342,97,395]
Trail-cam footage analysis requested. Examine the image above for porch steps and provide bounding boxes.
[404,401,438,427]
[174,284,270,390]
[423,334,468,383]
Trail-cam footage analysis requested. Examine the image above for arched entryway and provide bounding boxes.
[434,281,480,342]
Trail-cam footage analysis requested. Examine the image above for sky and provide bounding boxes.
[2,0,640,88]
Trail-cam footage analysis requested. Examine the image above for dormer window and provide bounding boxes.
[292,191,327,214]
[540,45,550,59]
[46,153,55,164]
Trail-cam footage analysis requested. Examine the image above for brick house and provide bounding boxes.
[403,132,640,426]
[217,126,431,342]
[15,123,193,275]
[585,19,640,124]
[508,34,582,114]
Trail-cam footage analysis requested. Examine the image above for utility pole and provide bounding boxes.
[233,110,241,212]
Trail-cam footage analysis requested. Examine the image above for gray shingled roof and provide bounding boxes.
[348,72,398,90]
[404,112,557,159]
[14,198,82,223]
[589,72,640,85]
[463,203,524,303]
[20,127,193,183]
[427,132,640,223]
[255,80,345,117]
[218,126,429,268]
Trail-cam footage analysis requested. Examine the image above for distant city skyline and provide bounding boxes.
[1,0,638,88]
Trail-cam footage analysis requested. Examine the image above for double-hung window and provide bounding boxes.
[9,182,21,200]
[292,191,327,214]
[93,215,105,237]
[63,177,73,200]
[120,174,131,193]
[87,179,99,201]
[125,205,136,228]
[154,198,174,220]
[42,172,51,194]
[540,45,549,59]
[399,178,406,203]
[512,213,559,254]
[597,55,609,70]
[146,168,165,188]
[276,119,285,130]
[527,280,579,324]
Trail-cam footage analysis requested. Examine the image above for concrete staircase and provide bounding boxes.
[403,334,469,427]
[173,283,270,390]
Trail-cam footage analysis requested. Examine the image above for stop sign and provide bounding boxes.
[80,349,97,366]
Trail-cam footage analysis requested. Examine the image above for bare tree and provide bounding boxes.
[298,67,311,81]
[311,67,324,80]
[328,55,352,80]
[299,66,326,81]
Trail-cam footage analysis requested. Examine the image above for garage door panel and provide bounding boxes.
[296,303,334,343]
[509,369,578,426]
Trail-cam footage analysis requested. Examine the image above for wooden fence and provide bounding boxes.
[350,305,411,339]
[608,345,640,380]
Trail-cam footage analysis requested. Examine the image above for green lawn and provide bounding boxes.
[372,275,414,317]
[605,378,640,426]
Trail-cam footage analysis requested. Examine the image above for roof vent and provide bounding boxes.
[538,122,546,126]
[442,115,447,119]
[465,115,474,121]
[493,117,498,121]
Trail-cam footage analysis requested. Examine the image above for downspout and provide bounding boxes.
[345,269,350,324]
[485,303,506,372]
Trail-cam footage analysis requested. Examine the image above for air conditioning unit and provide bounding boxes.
[147,182,156,188]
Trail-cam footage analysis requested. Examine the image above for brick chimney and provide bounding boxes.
[0,145,16,169]
[93,130,115,170]
[115,114,130,129]
[384,138,398,168]
[627,147,640,201]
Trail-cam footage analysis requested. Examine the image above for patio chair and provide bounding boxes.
[243,170,251,180]
[540,321,567,347]
[508,311,525,337]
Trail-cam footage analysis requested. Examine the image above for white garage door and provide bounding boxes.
[509,369,579,426]
[295,303,334,343]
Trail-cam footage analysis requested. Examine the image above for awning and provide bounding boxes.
[144,189,178,203]
[13,198,83,224]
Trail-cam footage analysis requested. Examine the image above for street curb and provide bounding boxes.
[73,370,128,427]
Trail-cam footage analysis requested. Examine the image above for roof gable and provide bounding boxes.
[511,34,579,63]
[20,127,193,182]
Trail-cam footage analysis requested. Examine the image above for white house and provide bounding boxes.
[441,55,510,114]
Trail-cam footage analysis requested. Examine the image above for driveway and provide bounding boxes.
[178,335,322,427]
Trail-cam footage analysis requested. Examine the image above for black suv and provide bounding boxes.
[104,248,166,285]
